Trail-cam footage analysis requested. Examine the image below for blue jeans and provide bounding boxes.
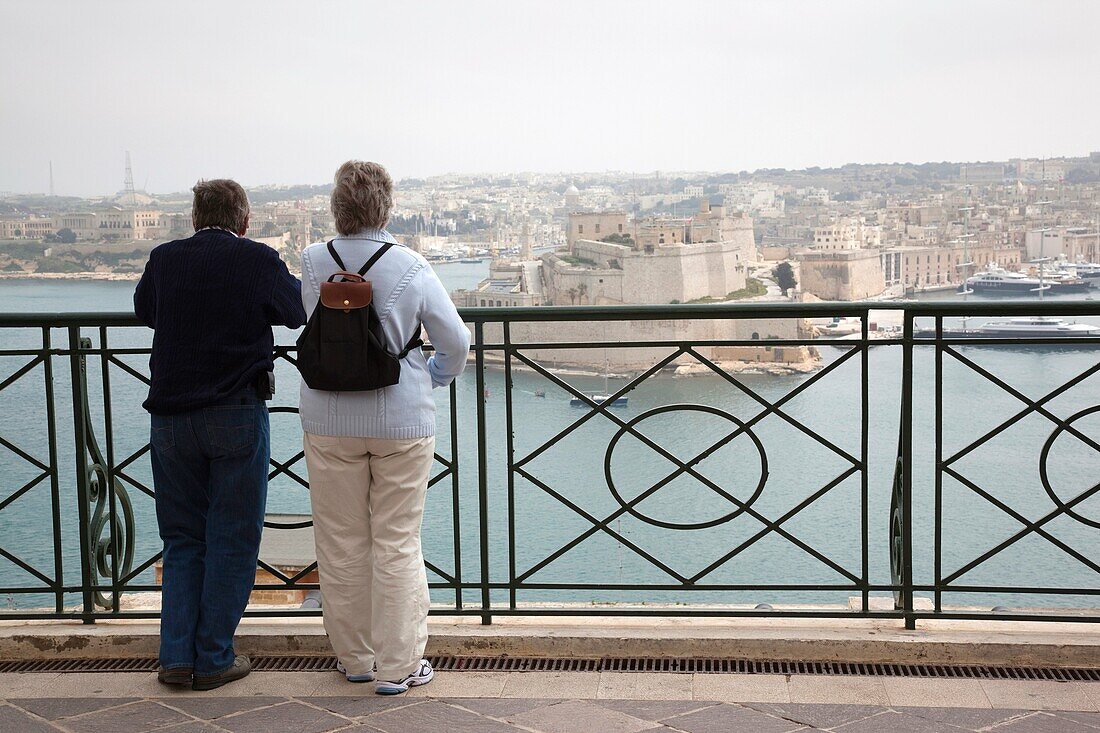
[150,394,269,675]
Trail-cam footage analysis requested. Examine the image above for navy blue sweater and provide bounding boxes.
[134,229,307,414]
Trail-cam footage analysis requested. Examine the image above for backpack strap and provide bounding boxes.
[328,239,394,281]
[397,324,424,358]
[325,240,347,270]
[357,242,394,277]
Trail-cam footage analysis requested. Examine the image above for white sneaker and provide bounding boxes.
[336,660,375,683]
[375,659,434,695]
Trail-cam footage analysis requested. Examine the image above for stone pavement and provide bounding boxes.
[1,671,1098,732]
[4,696,1100,733]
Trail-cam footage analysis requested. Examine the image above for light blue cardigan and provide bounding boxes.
[298,229,470,438]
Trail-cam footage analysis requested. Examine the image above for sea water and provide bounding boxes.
[1,269,1097,613]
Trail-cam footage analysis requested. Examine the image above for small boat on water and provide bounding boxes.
[569,360,628,408]
[458,257,483,264]
[916,316,1100,339]
[570,393,629,407]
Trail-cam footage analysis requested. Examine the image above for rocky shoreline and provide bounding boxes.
[0,271,142,282]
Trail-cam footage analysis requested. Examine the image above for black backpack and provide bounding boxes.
[296,240,422,392]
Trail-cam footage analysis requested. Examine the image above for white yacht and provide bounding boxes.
[1058,261,1100,280]
[917,317,1100,339]
[963,266,1092,295]
[975,317,1100,337]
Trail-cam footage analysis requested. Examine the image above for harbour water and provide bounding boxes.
[1,268,1097,614]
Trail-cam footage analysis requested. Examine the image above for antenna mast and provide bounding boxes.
[123,151,136,207]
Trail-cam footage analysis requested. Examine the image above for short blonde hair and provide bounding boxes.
[331,160,393,235]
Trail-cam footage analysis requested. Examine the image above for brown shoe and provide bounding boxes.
[157,666,192,686]
[192,655,251,691]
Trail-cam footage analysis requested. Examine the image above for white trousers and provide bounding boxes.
[304,432,434,680]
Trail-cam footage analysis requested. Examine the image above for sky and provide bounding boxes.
[1,0,1098,196]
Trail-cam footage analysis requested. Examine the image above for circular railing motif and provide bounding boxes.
[1039,404,1100,529]
[603,404,768,530]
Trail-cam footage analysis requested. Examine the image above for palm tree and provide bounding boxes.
[566,287,579,305]
[577,283,588,304]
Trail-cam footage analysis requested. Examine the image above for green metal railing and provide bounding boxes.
[0,301,1097,627]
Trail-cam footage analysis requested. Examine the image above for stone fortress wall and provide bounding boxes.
[477,315,811,373]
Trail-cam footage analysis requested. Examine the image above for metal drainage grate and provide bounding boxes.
[1,656,1097,682]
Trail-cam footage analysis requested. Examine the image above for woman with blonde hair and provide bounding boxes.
[299,160,469,694]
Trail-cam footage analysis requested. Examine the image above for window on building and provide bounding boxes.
[595,224,601,233]
[577,225,583,234]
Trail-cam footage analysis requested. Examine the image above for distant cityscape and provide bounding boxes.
[1,153,1098,309]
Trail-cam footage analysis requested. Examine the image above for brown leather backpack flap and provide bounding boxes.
[321,278,373,310]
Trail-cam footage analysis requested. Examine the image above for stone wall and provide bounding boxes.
[557,238,751,305]
[798,249,886,300]
[475,316,809,372]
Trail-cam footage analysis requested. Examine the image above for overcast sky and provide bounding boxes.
[2,1,1097,196]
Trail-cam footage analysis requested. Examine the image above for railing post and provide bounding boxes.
[474,321,492,625]
[900,312,916,629]
[68,328,95,624]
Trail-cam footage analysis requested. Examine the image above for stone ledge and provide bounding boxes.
[2,614,1098,668]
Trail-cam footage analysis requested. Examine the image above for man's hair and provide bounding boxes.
[331,161,393,235]
[191,179,250,233]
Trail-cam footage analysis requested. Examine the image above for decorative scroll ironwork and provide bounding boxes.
[889,445,905,610]
[75,337,135,610]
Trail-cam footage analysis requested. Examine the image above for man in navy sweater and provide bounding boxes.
[135,179,306,690]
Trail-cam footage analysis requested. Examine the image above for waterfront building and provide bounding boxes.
[798,248,887,300]
[1025,226,1100,262]
[566,211,629,250]
[453,202,811,371]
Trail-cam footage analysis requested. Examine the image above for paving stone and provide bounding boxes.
[993,711,1100,733]
[405,671,508,698]
[184,671,328,698]
[308,696,426,719]
[158,696,287,720]
[365,699,524,733]
[981,680,1100,712]
[0,673,64,697]
[217,701,351,733]
[596,699,720,721]
[444,697,558,717]
[64,700,192,733]
[881,677,991,709]
[900,705,1030,731]
[787,676,889,706]
[661,703,806,733]
[0,704,61,733]
[692,673,790,703]
[500,671,601,699]
[597,672,694,700]
[155,723,227,733]
[38,672,163,698]
[745,702,884,729]
[510,699,658,733]
[832,710,968,732]
[9,697,137,720]
[1053,711,1100,729]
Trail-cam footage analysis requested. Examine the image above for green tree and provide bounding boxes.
[56,228,77,244]
[773,262,797,296]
